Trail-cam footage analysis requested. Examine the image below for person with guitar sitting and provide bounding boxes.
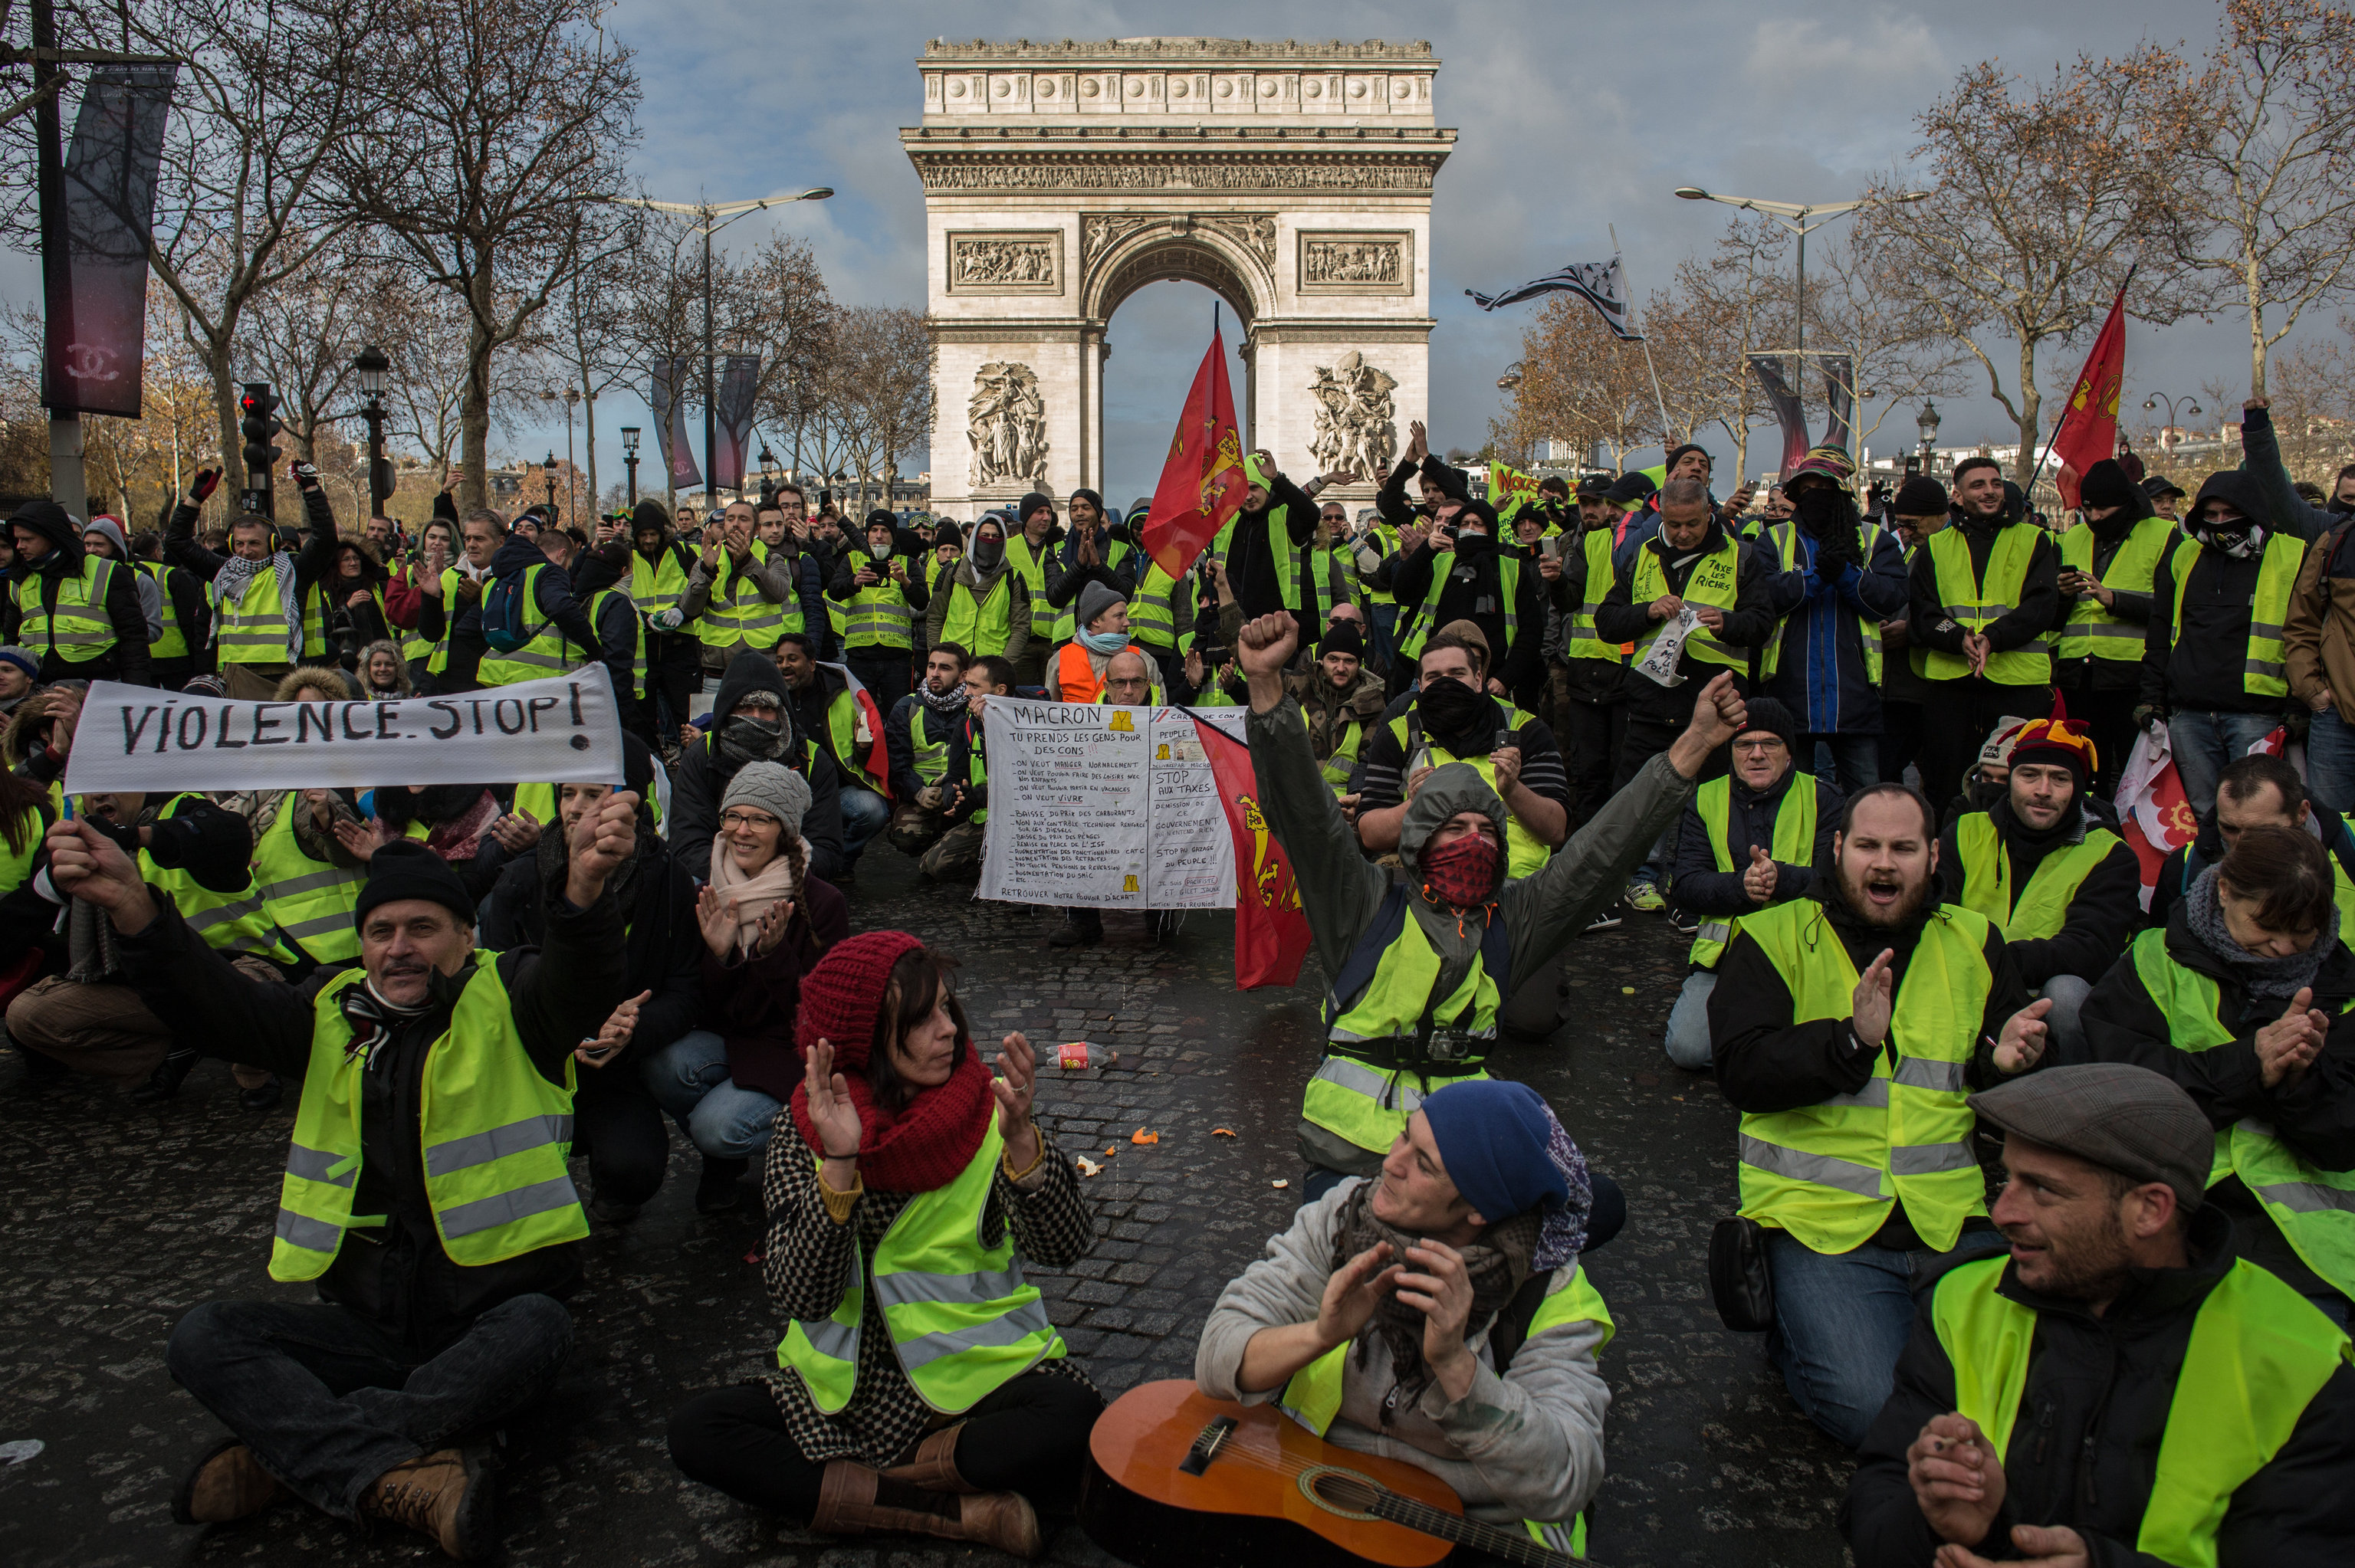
[665,931,1099,1559]
[1195,1080,1612,1560]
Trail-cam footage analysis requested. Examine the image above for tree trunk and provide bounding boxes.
[2012,337,2042,485]
[207,336,242,500]
[2249,263,2270,402]
[583,392,598,510]
[459,273,494,515]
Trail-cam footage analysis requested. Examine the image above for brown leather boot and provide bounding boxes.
[879,1425,978,1492]
[358,1448,496,1561]
[171,1438,283,1524]
[811,1459,1043,1559]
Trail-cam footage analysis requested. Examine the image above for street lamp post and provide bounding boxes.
[620,427,641,507]
[2143,393,2202,463]
[542,452,559,519]
[586,188,833,511]
[1673,185,1927,367]
[1917,399,1942,464]
[353,344,391,520]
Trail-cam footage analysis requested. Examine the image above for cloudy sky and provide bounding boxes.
[13,0,2273,497]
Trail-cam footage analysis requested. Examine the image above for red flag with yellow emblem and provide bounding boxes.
[1142,330,1250,579]
[2050,284,2129,510]
[1198,717,1311,989]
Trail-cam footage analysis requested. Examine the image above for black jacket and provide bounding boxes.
[2054,494,2165,695]
[668,651,850,884]
[1391,531,1551,692]
[3,508,153,686]
[1906,505,2060,674]
[1222,472,1319,622]
[2142,470,2294,715]
[1842,1205,2355,1567]
[1936,798,2143,989]
[885,691,962,802]
[1670,766,1838,927]
[1595,520,1777,717]
[1040,521,1137,624]
[120,874,626,1351]
[2081,903,2355,1304]
[2150,799,2355,930]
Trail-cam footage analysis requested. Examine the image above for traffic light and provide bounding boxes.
[238,382,283,517]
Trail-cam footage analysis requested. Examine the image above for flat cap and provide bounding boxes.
[1967,1064,2214,1211]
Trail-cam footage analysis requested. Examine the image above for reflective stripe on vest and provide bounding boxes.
[1564,527,1621,664]
[1359,523,1401,608]
[1388,711,1552,879]
[143,792,296,963]
[1933,1251,2350,1568]
[1688,774,1818,968]
[630,546,694,627]
[138,560,189,659]
[964,716,990,825]
[1921,524,2050,684]
[15,556,118,662]
[255,797,365,964]
[1631,537,1745,670]
[941,572,1015,656]
[2166,531,2304,697]
[2129,927,2355,1298]
[583,586,647,699]
[1758,521,1884,683]
[399,567,461,670]
[1003,534,1056,639]
[215,562,294,664]
[1399,549,1521,663]
[1128,560,1194,654]
[1736,900,1993,1252]
[1280,1261,1614,1560]
[899,703,951,786]
[844,554,915,650]
[1319,717,1365,795]
[775,1116,1066,1415]
[2055,516,2173,661]
[479,563,576,684]
[273,958,585,1280]
[1954,813,2121,941]
[698,541,793,651]
[1313,917,1501,1156]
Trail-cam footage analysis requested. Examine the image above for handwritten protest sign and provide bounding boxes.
[1635,605,1698,687]
[61,667,626,795]
[976,698,1247,910]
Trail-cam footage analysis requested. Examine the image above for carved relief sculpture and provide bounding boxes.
[1306,351,1398,480]
[1304,238,1401,284]
[968,362,1049,488]
[948,232,1063,294]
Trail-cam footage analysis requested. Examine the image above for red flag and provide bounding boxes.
[1199,719,1310,989]
[2114,723,2195,911]
[1142,330,1250,579]
[2050,285,2129,510]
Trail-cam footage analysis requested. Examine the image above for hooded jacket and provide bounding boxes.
[488,532,599,655]
[1904,484,2060,677]
[1841,1205,2355,1567]
[922,543,1033,664]
[2143,469,2294,715]
[668,650,849,884]
[1222,468,1319,623]
[1392,525,1552,693]
[4,502,154,686]
[1757,498,1911,733]
[80,517,165,646]
[2054,460,2166,694]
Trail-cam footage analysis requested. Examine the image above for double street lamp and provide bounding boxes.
[585,187,834,507]
[1673,186,1928,360]
[542,452,559,517]
[2144,392,2202,461]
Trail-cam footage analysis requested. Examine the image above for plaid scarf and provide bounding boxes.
[211,549,304,661]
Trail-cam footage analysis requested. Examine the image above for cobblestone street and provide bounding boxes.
[1,851,1856,1567]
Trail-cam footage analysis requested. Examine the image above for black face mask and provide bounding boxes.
[719,713,786,763]
[1793,487,1848,534]
[973,537,1004,571]
[1416,675,1493,755]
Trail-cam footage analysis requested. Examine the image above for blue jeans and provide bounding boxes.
[1664,969,1716,1070]
[1765,1226,2008,1448]
[642,1028,781,1161]
[839,784,890,860]
[2041,975,2091,1064]
[1805,735,1877,799]
[2307,704,2355,816]
[2168,710,2283,818]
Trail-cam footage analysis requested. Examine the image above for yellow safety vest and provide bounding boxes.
[1735,899,1993,1253]
[698,541,793,654]
[1954,812,2122,941]
[1280,1259,1614,1560]
[272,958,586,1279]
[479,563,578,685]
[399,566,461,670]
[629,545,694,631]
[1920,524,2051,684]
[776,1116,1066,1415]
[1563,528,1622,665]
[1358,523,1401,609]
[138,560,189,660]
[1934,1251,2350,1568]
[2056,516,2174,662]
[842,551,915,651]
[1758,521,1886,683]
[940,571,1016,658]
[580,586,647,699]
[1631,536,1746,671]
[2129,927,2355,1301]
[2165,532,2304,698]
[253,796,365,965]
[898,701,951,787]
[214,562,299,668]
[1688,773,1819,969]
[14,556,118,664]
[1389,709,1552,878]
[1128,560,1194,654]
[1399,548,1521,664]
[1003,533,1056,642]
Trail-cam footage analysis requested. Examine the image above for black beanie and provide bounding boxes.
[1663,443,1711,477]
[1734,694,1798,754]
[2076,458,2148,518]
[1317,622,1366,661]
[1892,475,1949,517]
[631,499,672,536]
[1453,498,1500,535]
[353,839,476,931]
[1604,471,1656,506]
[1018,491,1054,524]
[1068,487,1104,516]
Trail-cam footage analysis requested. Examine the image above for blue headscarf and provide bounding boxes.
[1421,1080,1591,1268]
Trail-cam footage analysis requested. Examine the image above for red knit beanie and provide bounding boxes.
[794,929,927,1072]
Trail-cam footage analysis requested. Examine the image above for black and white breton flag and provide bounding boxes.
[1466,257,1642,341]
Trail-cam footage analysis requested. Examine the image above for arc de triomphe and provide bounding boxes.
[905,38,1452,517]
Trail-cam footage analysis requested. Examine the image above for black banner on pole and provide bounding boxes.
[1820,356,1856,454]
[649,355,701,490]
[53,64,176,418]
[712,353,760,493]
[1746,355,1811,474]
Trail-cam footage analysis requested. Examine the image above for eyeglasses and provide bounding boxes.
[1733,738,1787,754]
[720,810,778,832]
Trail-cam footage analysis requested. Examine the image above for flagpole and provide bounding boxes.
[2026,268,2135,503]
[1611,225,1675,449]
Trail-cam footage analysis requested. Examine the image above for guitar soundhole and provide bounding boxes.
[1299,1465,1383,1521]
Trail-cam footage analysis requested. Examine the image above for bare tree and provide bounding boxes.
[1851,49,2204,481]
[1660,217,1793,477]
[238,241,370,464]
[828,306,934,513]
[1490,293,1659,471]
[1806,234,1973,451]
[2156,0,2355,397]
[318,0,639,512]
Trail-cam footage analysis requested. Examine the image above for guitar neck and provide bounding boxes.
[1365,1490,1575,1568]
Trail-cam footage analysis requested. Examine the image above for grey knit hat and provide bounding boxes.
[720,760,812,837]
[1076,579,1128,631]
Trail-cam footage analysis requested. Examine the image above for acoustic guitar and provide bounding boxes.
[1080,1379,1581,1568]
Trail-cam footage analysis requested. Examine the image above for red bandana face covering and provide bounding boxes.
[1421,832,1503,908]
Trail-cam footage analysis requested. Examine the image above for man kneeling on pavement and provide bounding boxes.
[41,786,639,1560]
[1198,1080,1614,1558]
[1843,1064,2355,1566]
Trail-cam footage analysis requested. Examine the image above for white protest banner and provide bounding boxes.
[1635,605,1698,687]
[61,666,626,795]
[975,697,1246,910]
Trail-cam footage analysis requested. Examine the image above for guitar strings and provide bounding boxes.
[1183,1440,1565,1565]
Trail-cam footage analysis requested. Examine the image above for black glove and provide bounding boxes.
[289,461,321,493]
[189,467,221,504]
[2131,704,2168,734]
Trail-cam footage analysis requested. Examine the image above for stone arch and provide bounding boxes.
[1083,222,1273,328]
